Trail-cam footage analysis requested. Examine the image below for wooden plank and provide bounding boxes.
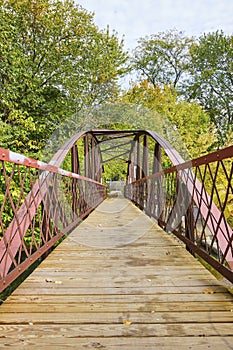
[5,292,233,304]
[1,311,233,325]
[1,301,232,313]
[14,274,225,287]
[0,198,233,349]
[29,265,211,274]
[0,323,233,337]
[13,285,227,295]
[1,337,233,350]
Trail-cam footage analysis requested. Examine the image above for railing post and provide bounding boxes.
[142,135,149,178]
[136,136,141,180]
[127,140,136,184]
[71,144,79,216]
[93,137,102,183]
[185,201,195,255]
[83,135,90,212]
[143,135,149,210]
[175,175,195,255]
[84,135,90,178]
[91,137,96,181]
[154,143,163,227]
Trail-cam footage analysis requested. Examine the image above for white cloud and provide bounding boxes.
[77,0,233,50]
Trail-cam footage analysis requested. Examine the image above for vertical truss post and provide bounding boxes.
[133,140,137,183]
[71,144,80,174]
[91,137,96,180]
[136,136,141,205]
[84,135,90,178]
[182,181,195,255]
[96,142,102,183]
[153,143,162,173]
[154,143,163,227]
[71,144,79,216]
[142,134,149,178]
[185,203,195,255]
[41,199,50,244]
[136,136,141,181]
[126,151,132,185]
[127,140,136,185]
[83,135,90,212]
[127,137,138,199]
[143,134,149,210]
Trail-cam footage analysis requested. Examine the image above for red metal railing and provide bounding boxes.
[0,148,106,292]
[125,146,233,282]
[1,128,232,293]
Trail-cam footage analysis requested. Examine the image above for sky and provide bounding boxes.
[76,0,233,50]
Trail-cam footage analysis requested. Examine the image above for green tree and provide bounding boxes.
[121,81,216,159]
[0,0,128,156]
[186,31,233,144]
[131,29,192,89]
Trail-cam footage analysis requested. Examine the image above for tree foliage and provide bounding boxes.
[186,31,233,144]
[131,29,233,146]
[121,81,216,159]
[0,0,128,156]
[131,29,192,89]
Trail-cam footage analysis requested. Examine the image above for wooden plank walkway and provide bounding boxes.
[0,197,233,349]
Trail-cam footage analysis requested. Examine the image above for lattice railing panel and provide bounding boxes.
[125,146,233,282]
[0,148,106,292]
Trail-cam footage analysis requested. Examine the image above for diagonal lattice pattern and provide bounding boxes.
[0,148,106,292]
[125,146,233,282]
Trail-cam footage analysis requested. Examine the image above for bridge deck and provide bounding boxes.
[0,198,233,349]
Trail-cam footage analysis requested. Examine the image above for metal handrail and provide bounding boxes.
[1,128,232,293]
[0,148,106,292]
[125,146,233,282]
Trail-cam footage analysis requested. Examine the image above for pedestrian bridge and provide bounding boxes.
[0,130,232,348]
